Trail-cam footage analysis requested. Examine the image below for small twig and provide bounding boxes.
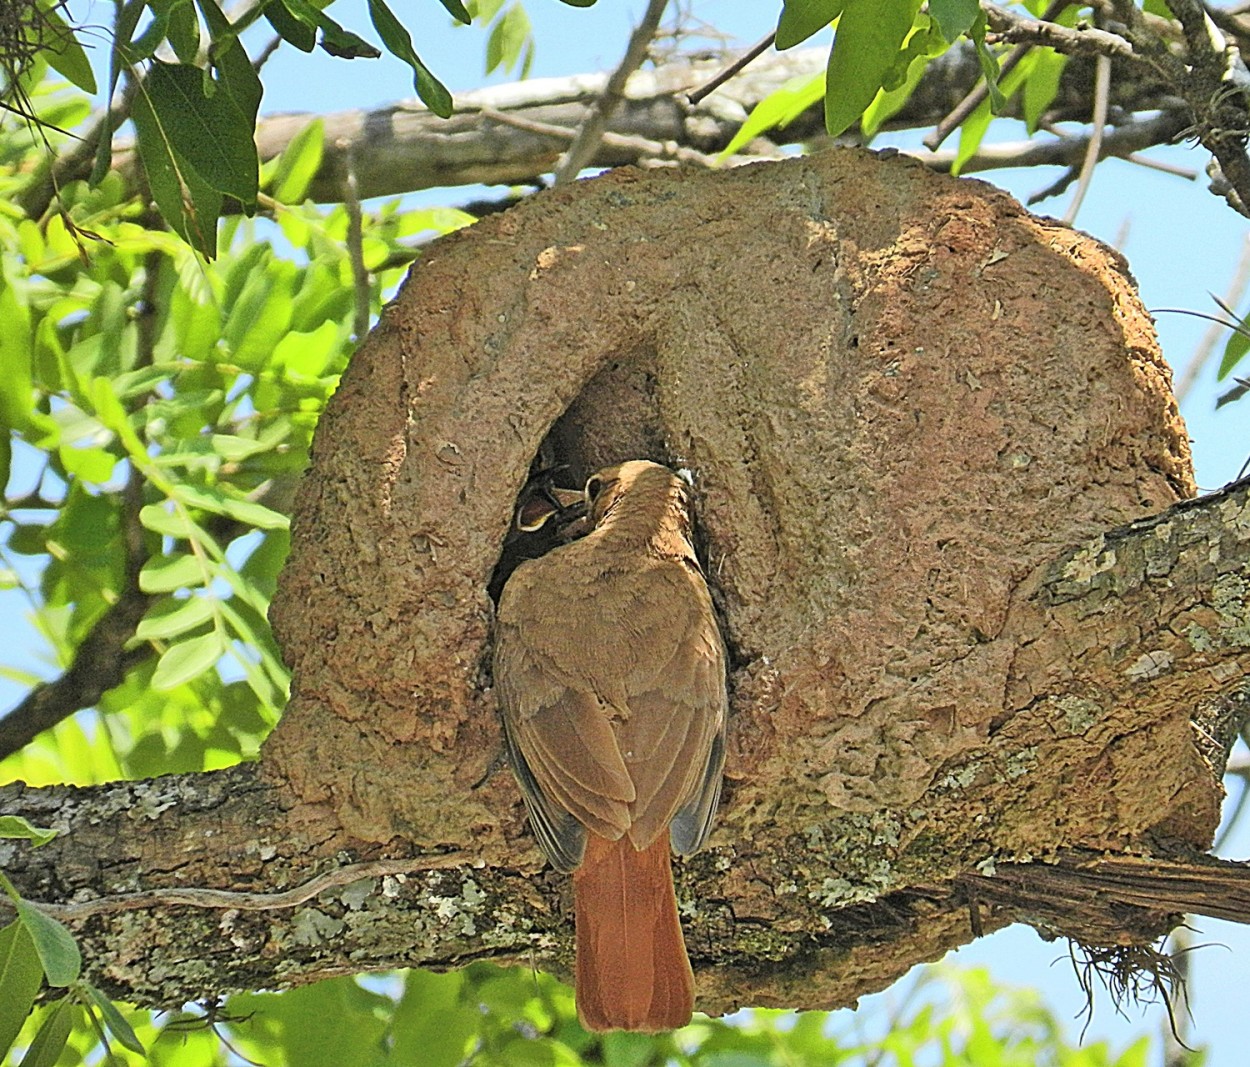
[341,146,370,342]
[1122,152,1199,179]
[925,0,1071,151]
[1029,163,1081,204]
[911,110,1189,176]
[478,105,722,167]
[686,31,777,106]
[4,854,473,922]
[1175,233,1250,403]
[984,3,1135,60]
[1063,52,1112,224]
[554,0,669,183]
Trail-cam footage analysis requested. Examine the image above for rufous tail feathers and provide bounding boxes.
[573,834,694,1032]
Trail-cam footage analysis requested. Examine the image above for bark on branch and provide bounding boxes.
[1,478,1247,1009]
[47,41,1189,212]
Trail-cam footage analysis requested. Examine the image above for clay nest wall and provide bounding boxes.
[265,148,1209,999]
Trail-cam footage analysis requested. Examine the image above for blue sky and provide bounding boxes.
[13,0,1250,1061]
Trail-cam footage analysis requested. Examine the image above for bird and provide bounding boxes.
[487,466,587,602]
[493,459,727,1032]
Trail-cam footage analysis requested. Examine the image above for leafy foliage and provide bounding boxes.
[0,74,471,790]
[0,962,1164,1067]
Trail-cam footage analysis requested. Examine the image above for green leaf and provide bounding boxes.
[151,631,225,690]
[135,596,217,642]
[927,0,979,43]
[486,4,532,75]
[271,118,325,202]
[58,445,117,484]
[0,922,43,1062]
[175,483,290,530]
[0,260,33,436]
[777,0,844,50]
[144,60,259,205]
[1219,320,1250,379]
[16,999,74,1067]
[556,0,597,6]
[81,982,146,1054]
[824,0,921,137]
[952,95,992,174]
[265,0,317,52]
[167,0,202,65]
[1022,47,1067,132]
[139,503,196,538]
[0,817,58,846]
[367,0,454,117]
[862,17,944,137]
[195,0,263,128]
[87,377,146,458]
[15,903,81,987]
[282,0,382,59]
[720,71,825,158]
[968,11,1006,112]
[392,970,478,1066]
[34,0,98,92]
[139,552,209,593]
[436,0,473,24]
[132,80,223,257]
[227,979,390,1067]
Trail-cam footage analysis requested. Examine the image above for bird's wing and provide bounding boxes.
[494,571,636,866]
[614,561,728,852]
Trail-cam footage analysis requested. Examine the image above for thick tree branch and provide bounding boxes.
[45,42,1181,209]
[3,465,1246,1012]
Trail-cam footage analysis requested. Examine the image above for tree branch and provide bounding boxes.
[553,0,669,184]
[983,3,1135,60]
[52,41,1182,209]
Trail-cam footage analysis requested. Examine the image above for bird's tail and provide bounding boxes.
[573,834,694,1032]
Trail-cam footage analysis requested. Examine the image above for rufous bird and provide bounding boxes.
[493,459,728,1032]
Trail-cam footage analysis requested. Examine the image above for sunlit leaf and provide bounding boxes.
[0,818,58,846]
[82,982,146,1054]
[0,922,43,1062]
[824,0,921,137]
[16,999,74,1067]
[139,553,209,593]
[135,596,217,642]
[776,0,843,49]
[175,484,290,530]
[720,71,825,158]
[151,631,226,690]
[270,119,325,203]
[15,902,81,987]
[1022,47,1067,132]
